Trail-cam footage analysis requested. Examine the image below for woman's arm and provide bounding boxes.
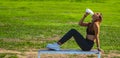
[94,22,101,51]
[79,13,89,26]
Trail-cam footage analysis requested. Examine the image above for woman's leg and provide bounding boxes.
[57,29,93,51]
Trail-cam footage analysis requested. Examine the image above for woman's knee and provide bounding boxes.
[70,29,77,32]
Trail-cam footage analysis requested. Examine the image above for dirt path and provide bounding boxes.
[0,48,120,58]
[0,48,37,58]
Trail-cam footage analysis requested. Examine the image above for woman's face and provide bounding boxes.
[92,13,101,22]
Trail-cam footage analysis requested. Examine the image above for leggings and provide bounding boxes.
[58,29,94,51]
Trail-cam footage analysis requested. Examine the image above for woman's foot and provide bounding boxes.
[46,43,60,50]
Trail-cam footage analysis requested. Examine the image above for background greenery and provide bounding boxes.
[0,0,120,51]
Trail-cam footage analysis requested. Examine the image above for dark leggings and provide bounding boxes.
[58,29,94,51]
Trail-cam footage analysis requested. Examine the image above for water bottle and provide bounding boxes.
[86,8,94,15]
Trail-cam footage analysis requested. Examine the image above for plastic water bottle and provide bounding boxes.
[86,8,94,15]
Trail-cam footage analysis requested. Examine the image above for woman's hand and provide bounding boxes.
[97,47,104,53]
[84,12,89,17]
[97,47,101,51]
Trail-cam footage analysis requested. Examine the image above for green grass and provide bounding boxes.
[0,0,120,51]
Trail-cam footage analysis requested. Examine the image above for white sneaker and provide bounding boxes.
[46,43,60,50]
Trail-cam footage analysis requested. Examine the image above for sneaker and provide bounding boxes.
[46,43,60,50]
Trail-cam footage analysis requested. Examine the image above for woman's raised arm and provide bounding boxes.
[79,13,89,27]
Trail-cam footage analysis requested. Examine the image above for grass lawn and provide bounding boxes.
[0,0,120,52]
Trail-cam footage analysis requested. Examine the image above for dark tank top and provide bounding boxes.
[86,23,95,35]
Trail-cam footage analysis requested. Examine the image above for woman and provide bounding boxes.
[46,12,102,51]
